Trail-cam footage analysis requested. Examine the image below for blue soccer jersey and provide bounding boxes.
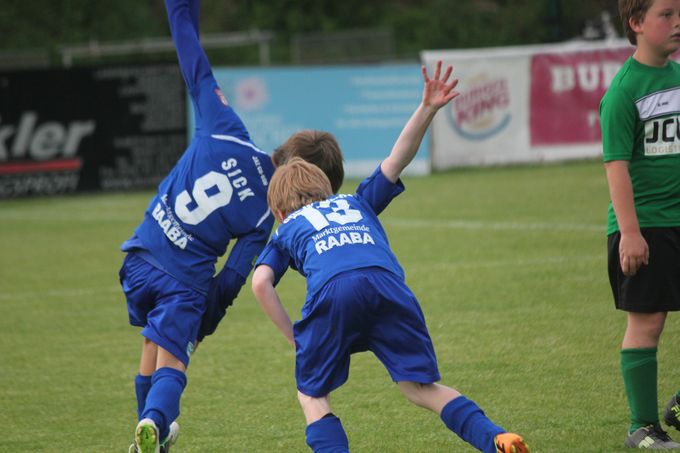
[122,0,274,293]
[256,166,405,300]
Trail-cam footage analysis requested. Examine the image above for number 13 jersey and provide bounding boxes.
[256,166,405,301]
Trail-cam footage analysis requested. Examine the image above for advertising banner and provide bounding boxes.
[209,64,426,178]
[0,64,186,197]
[530,47,634,146]
[422,41,643,170]
[422,49,531,168]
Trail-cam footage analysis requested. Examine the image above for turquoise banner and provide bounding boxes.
[190,63,428,178]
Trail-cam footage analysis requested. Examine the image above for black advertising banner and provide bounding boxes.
[0,64,186,197]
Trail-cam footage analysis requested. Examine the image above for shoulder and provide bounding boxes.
[603,59,635,100]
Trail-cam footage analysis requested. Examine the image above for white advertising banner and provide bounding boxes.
[422,48,532,168]
[422,40,638,170]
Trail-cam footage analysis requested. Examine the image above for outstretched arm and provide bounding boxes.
[252,265,295,347]
[165,0,212,90]
[381,60,459,183]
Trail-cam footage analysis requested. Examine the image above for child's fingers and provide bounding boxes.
[434,60,441,80]
[421,65,430,83]
[445,91,460,102]
[447,78,459,91]
[441,65,453,83]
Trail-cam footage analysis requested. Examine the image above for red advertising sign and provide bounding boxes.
[529,47,634,146]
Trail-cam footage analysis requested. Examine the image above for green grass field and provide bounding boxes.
[3,159,680,452]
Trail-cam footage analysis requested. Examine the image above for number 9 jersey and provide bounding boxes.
[121,0,275,294]
[256,166,405,302]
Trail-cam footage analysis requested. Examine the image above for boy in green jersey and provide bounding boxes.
[601,0,680,448]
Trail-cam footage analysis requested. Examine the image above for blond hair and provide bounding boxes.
[272,130,344,194]
[619,0,654,44]
[268,157,333,217]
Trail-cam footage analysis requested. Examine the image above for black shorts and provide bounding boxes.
[608,227,680,313]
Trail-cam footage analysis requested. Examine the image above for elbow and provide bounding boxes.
[251,266,271,299]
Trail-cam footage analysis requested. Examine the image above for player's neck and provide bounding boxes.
[633,41,672,68]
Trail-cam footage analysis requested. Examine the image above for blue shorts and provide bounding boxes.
[119,253,205,367]
[294,268,440,397]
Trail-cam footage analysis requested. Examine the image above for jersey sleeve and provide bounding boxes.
[224,211,275,280]
[165,0,211,92]
[165,0,250,139]
[600,84,637,162]
[254,237,291,287]
[355,164,405,215]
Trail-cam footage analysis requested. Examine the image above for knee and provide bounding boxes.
[632,313,666,341]
[297,391,329,413]
[297,390,314,409]
[398,381,432,407]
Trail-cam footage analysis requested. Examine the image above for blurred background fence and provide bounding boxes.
[0,0,624,198]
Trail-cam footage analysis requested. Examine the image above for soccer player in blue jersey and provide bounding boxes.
[251,61,530,453]
[118,0,276,451]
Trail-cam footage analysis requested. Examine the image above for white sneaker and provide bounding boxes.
[134,418,160,453]
[160,421,180,453]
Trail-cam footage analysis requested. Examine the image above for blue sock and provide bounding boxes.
[440,396,505,453]
[134,374,152,420]
[141,367,187,442]
[305,415,349,453]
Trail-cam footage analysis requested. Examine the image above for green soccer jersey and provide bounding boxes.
[600,57,680,235]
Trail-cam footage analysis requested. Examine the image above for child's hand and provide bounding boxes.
[421,60,460,110]
[619,231,649,276]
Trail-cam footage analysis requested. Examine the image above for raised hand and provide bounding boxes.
[421,60,460,110]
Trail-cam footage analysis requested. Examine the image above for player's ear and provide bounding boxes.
[629,14,643,34]
[274,208,287,223]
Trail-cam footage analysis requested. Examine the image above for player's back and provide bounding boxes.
[130,132,273,292]
[273,193,404,300]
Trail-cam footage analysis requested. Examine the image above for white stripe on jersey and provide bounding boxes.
[255,208,271,228]
[211,134,268,155]
[636,87,680,121]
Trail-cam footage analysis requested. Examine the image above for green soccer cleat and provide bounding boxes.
[624,425,680,449]
[130,420,178,453]
[494,432,530,453]
[134,418,160,453]
[665,395,680,432]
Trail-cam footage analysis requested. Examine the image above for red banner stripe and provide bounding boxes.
[0,158,83,174]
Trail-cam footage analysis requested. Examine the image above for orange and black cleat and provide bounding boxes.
[494,432,530,453]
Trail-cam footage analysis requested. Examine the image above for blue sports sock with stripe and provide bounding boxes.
[135,374,152,420]
[305,414,349,453]
[440,396,505,453]
[141,367,187,442]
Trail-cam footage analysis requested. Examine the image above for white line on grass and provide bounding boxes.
[1,254,603,301]
[383,218,604,232]
[0,286,122,301]
[0,210,604,233]
[416,254,602,271]
[0,211,140,222]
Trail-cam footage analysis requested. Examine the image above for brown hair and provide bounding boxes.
[268,157,333,217]
[272,130,344,194]
[619,0,654,44]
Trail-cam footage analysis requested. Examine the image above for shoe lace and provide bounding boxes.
[649,425,673,442]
